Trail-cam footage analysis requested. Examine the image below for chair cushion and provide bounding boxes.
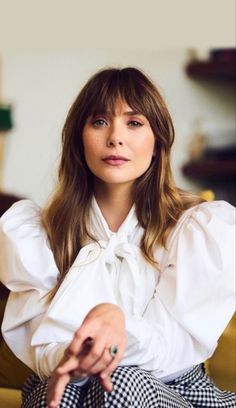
[0,387,21,408]
[205,313,236,392]
[0,340,33,389]
[0,284,33,389]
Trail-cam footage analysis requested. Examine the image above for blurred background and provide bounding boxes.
[0,3,236,403]
[0,0,235,206]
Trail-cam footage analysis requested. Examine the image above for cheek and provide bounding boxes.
[83,136,100,159]
[136,134,155,157]
[83,141,93,157]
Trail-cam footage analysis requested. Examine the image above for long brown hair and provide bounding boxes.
[42,67,204,294]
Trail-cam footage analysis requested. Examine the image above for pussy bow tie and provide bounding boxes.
[32,231,150,346]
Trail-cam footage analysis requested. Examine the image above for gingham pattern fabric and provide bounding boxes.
[21,364,236,408]
[167,365,236,408]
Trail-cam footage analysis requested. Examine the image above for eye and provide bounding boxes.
[92,118,108,127]
[128,120,143,127]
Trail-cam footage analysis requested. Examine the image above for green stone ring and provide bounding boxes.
[109,345,118,358]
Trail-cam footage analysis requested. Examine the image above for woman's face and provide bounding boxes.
[82,100,156,191]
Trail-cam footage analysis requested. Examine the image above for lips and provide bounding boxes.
[102,155,130,165]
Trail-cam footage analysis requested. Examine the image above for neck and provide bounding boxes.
[94,183,133,232]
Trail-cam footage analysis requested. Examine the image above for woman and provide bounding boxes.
[0,67,235,408]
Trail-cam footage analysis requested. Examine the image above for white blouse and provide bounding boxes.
[0,198,235,382]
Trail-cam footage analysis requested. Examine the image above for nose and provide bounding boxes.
[107,139,123,147]
[106,124,123,147]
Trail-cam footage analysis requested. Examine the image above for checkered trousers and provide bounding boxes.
[21,364,236,407]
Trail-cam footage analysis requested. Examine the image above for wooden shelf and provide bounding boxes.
[186,60,236,81]
[184,50,236,205]
[182,158,236,182]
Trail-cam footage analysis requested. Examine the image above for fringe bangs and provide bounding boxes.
[41,67,205,299]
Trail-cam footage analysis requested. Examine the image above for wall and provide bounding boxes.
[0,0,235,205]
[0,0,235,53]
[2,48,235,205]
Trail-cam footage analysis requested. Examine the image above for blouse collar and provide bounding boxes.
[89,196,139,242]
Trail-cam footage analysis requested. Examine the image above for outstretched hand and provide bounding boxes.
[46,303,126,408]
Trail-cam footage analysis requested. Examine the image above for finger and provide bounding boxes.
[83,346,111,375]
[68,331,92,356]
[99,375,113,392]
[47,375,60,405]
[99,352,121,380]
[79,337,94,356]
[56,355,79,375]
[47,373,70,408]
[47,373,70,406]
[78,341,105,372]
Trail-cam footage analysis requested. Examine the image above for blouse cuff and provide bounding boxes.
[35,342,90,385]
[34,342,69,379]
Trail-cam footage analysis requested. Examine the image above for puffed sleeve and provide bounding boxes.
[0,200,59,371]
[122,200,235,378]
